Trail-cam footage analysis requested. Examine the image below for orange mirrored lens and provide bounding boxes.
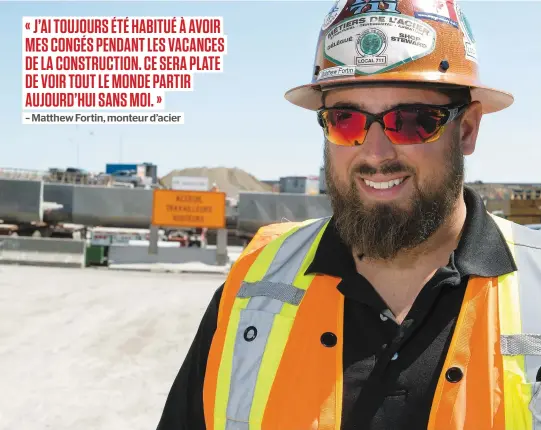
[321,110,368,146]
[383,107,446,144]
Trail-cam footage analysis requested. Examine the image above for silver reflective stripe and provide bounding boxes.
[237,280,305,306]
[226,218,329,425]
[262,218,329,285]
[530,382,541,426]
[226,309,276,426]
[245,295,284,313]
[226,420,249,430]
[509,222,541,384]
[501,334,541,356]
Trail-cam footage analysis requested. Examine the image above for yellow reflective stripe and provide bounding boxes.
[293,219,331,290]
[213,297,250,430]
[492,215,532,430]
[499,274,532,430]
[275,219,331,321]
[244,219,317,284]
[493,215,521,334]
[248,313,295,429]
[244,232,292,284]
[248,219,329,428]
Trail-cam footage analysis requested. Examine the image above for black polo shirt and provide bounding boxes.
[156,186,516,430]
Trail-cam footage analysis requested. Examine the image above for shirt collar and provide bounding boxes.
[306,186,517,278]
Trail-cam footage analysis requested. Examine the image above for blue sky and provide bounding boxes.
[0,1,539,182]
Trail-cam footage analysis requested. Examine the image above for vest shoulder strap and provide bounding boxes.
[489,212,541,250]
[237,221,306,260]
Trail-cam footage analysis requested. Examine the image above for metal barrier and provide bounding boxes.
[0,167,47,180]
[0,167,114,186]
[45,170,113,186]
[0,237,87,268]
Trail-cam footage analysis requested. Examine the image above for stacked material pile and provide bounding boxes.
[160,167,272,198]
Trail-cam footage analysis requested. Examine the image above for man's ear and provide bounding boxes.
[460,101,483,156]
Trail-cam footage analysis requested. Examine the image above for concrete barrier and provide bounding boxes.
[0,237,87,268]
[237,192,332,235]
[43,183,74,223]
[108,245,223,266]
[0,178,43,223]
[72,185,153,227]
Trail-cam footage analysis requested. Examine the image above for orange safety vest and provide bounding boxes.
[203,216,541,429]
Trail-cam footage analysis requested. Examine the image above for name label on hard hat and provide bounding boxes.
[324,13,436,76]
[317,65,356,81]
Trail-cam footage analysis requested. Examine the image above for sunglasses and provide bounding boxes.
[317,102,469,146]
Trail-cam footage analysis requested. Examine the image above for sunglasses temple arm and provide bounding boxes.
[446,106,466,124]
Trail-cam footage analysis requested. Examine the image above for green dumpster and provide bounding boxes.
[86,245,107,266]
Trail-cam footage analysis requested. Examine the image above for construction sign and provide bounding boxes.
[151,189,226,229]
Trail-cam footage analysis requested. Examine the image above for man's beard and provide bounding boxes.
[324,131,464,260]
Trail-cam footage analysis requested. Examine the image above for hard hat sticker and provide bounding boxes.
[455,3,477,63]
[413,0,459,28]
[317,65,356,81]
[324,13,437,76]
[322,0,349,31]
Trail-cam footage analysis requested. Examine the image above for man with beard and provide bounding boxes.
[324,115,464,262]
[157,1,541,429]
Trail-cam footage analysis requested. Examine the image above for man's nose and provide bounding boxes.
[360,122,398,165]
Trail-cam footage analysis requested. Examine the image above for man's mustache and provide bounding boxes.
[355,162,414,177]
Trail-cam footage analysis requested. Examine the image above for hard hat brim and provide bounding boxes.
[284,78,514,114]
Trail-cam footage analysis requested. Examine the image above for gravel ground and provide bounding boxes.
[0,265,226,430]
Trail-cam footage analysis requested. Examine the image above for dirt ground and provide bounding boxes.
[0,265,225,430]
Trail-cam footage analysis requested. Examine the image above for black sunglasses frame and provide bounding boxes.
[317,102,470,145]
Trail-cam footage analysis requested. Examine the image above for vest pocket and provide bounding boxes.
[530,382,541,423]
